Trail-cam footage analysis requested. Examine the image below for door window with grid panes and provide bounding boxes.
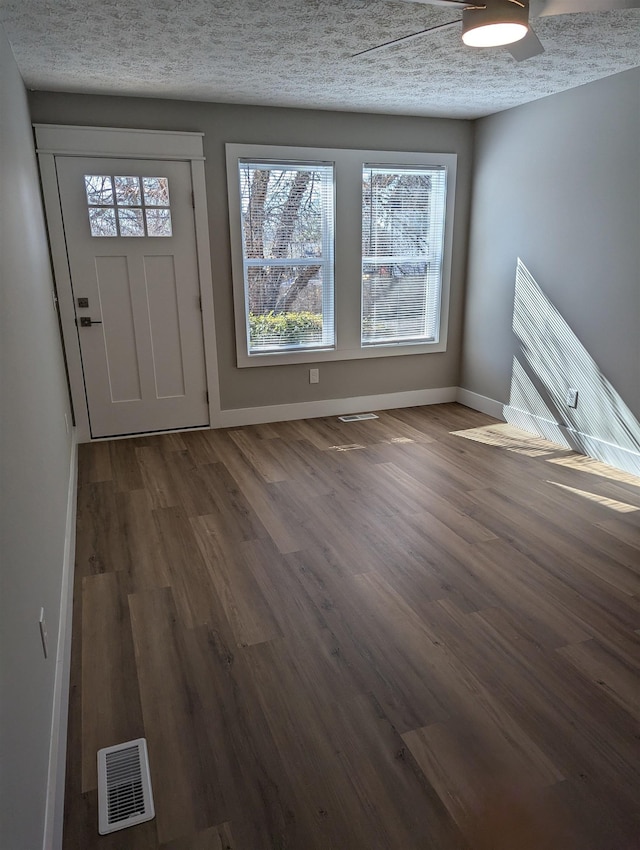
[84,175,172,237]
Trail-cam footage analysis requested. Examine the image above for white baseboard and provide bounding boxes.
[455,388,505,420]
[217,386,458,428]
[575,432,640,478]
[504,405,640,478]
[43,434,78,850]
[454,392,640,477]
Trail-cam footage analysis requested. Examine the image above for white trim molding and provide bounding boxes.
[34,124,205,160]
[216,386,457,428]
[504,405,640,477]
[43,435,78,850]
[226,143,457,368]
[456,387,505,420]
[457,391,640,477]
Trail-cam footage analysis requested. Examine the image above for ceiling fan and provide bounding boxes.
[353,0,640,61]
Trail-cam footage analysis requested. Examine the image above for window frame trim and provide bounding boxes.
[237,157,336,355]
[226,143,457,368]
[361,161,448,348]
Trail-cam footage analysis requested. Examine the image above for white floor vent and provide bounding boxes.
[338,413,379,422]
[98,738,155,835]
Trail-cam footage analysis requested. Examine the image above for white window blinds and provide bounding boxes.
[239,160,335,354]
[361,164,447,346]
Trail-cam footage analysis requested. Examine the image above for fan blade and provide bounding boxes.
[507,27,545,59]
[536,0,639,14]
[351,20,461,57]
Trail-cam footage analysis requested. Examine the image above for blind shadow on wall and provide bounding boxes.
[504,258,640,477]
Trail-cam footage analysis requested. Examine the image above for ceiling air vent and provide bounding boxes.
[338,413,379,422]
[97,738,155,835]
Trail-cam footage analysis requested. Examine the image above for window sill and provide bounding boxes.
[237,338,447,368]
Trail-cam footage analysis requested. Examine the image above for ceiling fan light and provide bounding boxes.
[462,1,529,48]
[462,21,528,47]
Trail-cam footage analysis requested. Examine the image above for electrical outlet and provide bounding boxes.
[566,389,578,409]
[309,368,319,384]
[39,608,48,659]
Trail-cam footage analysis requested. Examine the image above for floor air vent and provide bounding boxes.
[338,413,379,422]
[98,738,155,835]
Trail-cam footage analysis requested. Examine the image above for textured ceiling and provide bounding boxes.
[1,0,639,118]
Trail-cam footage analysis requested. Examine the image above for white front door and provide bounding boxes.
[56,156,209,438]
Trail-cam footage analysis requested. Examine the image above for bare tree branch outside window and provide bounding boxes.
[239,162,331,350]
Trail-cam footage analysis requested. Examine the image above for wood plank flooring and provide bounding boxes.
[64,404,640,849]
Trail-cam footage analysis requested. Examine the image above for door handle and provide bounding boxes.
[79,317,102,327]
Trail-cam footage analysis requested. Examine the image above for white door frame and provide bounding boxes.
[35,124,222,442]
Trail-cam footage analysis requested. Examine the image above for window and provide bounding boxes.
[227,145,456,367]
[84,175,172,237]
[238,160,334,354]
[362,165,447,347]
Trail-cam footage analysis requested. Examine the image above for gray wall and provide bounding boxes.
[28,92,474,412]
[0,26,74,850]
[462,69,640,441]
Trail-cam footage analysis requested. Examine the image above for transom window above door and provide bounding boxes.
[84,174,173,237]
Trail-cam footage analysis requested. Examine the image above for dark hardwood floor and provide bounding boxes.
[63,404,640,849]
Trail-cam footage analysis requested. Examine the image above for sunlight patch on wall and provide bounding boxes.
[506,357,571,449]
[505,259,640,476]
